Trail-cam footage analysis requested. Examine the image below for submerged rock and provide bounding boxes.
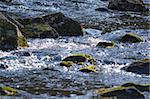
[0,12,28,50]
[122,82,150,92]
[79,65,97,73]
[108,0,148,12]
[0,86,18,96]
[96,41,115,48]
[122,59,150,75]
[97,86,144,98]
[60,54,96,67]
[120,33,144,43]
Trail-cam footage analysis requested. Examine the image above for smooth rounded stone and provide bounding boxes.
[122,59,150,75]
[60,54,96,67]
[79,65,97,73]
[120,33,144,43]
[96,41,115,48]
[0,86,18,96]
[97,86,144,98]
[0,64,8,69]
[12,51,31,56]
[0,12,28,50]
[108,0,148,12]
[121,82,150,92]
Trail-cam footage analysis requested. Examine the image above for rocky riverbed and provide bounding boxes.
[0,0,150,99]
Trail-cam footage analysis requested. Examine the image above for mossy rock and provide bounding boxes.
[60,61,75,67]
[96,41,115,48]
[0,86,18,96]
[60,54,96,67]
[20,23,59,38]
[120,33,144,43]
[122,82,150,92]
[0,15,28,50]
[122,59,150,75]
[97,86,144,98]
[79,65,97,73]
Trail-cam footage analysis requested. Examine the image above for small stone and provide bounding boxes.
[120,33,144,43]
[96,41,115,48]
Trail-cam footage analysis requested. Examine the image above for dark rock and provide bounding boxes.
[17,18,59,38]
[96,41,115,48]
[97,86,144,98]
[43,12,84,36]
[0,64,8,69]
[120,33,144,43]
[108,0,148,12]
[122,82,150,92]
[0,12,28,50]
[122,59,150,75]
[95,8,109,12]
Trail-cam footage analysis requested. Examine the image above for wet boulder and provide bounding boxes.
[122,82,150,92]
[0,12,28,50]
[122,59,150,75]
[0,86,18,96]
[96,41,115,48]
[108,0,148,12]
[120,33,144,43]
[97,86,144,98]
[17,18,59,38]
[60,54,96,67]
[43,12,84,36]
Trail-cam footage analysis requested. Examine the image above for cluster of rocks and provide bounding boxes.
[0,12,84,50]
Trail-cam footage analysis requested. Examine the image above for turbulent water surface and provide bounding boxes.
[0,0,150,99]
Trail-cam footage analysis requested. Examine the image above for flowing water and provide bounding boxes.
[0,0,150,99]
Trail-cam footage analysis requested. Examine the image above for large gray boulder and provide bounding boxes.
[108,0,148,12]
[0,12,28,50]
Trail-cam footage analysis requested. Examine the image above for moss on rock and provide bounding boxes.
[0,12,28,50]
[0,86,18,96]
[97,86,144,98]
[120,33,144,43]
[96,41,115,48]
[79,65,97,73]
[122,82,150,92]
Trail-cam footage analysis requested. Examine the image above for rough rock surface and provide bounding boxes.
[108,0,148,12]
[0,12,28,50]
